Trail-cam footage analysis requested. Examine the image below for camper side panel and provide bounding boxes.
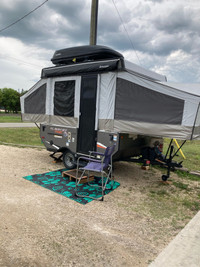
[192,103,200,139]
[115,77,184,125]
[113,72,200,140]
[40,124,77,153]
[21,79,49,123]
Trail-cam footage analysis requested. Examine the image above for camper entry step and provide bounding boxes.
[62,169,94,184]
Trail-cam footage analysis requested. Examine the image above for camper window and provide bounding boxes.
[195,103,200,127]
[24,83,46,114]
[115,78,184,125]
[54,80,75,117]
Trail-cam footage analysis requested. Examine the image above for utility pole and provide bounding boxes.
[90,0,99,45]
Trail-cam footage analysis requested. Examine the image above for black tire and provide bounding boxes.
[63,150,76,169]
[162,175,168,182]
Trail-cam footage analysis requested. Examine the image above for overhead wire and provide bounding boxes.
[0,55,45,70]
[0,0,142,68]
[0,0,49,33]
[111,0,142,66]
[0,1,49,69]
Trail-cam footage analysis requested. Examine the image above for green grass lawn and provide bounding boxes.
[163,139,200,171]
[180,140,200,171]
[0,128,43,147]
[0,118,199,172]
[0,115,22,123]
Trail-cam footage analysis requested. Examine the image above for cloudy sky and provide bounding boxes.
[0,0,200,91]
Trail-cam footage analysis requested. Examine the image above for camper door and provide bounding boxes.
[77,74,98,153]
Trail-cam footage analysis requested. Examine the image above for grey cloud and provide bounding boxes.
[153,6,194,34]
[0,0,200,87]
[144,0,165,3]
[0,0,199,56]
[0,0,136,51]
[0,0,91,50]
[148,6,200,56]
[48,0,90,21]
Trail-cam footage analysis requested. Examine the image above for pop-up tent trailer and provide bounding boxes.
[20,45,200,171]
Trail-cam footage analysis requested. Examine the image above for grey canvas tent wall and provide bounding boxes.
[20,45,200,141]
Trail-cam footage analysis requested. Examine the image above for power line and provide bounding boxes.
[111,0,142,66]
[0,55,43,69]
[0,0,49,34]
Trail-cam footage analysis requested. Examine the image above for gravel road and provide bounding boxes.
[0,145,174,267]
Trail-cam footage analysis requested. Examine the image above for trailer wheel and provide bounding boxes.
[63,150,76,169]
[162,175,168,182]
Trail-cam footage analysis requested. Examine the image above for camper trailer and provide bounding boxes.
[20,45,200,169]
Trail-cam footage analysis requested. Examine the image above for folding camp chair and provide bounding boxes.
[75,144,116,201]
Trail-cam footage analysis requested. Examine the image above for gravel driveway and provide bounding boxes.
[0,145,180,267]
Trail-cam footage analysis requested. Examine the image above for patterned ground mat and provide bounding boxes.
[23,169,120,204]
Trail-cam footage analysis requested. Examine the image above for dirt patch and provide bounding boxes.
[0,145,200,267]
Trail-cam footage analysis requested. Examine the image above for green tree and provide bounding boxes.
[1,88,21,113]
[0,89,2,108]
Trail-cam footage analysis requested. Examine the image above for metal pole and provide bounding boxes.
[90,0,99,45]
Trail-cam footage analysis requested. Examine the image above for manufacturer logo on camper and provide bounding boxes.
[99,65,109,69]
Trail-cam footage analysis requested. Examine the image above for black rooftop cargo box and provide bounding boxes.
[51,45,124,66]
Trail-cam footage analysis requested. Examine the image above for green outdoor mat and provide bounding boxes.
[23,169,120,204]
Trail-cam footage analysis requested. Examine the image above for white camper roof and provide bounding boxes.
[160,82,200,97]
[124,60,167,82]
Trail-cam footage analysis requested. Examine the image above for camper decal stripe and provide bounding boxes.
[97,142,107,149]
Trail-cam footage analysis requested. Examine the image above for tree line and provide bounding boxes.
[0,88,27,113]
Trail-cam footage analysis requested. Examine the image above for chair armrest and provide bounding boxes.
[76,152,96,159]
[89,151,104,157]
[76,152,90,157]
[78,156,102,163]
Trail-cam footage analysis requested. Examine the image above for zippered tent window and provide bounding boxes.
[24,83,46,114]
[195,103,200,127]
[54,80,75,116]
[193,103,200,139]
[115,78,184,124]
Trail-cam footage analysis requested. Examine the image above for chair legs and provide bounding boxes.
[75,170,113,201]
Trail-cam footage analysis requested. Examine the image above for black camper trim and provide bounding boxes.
[41,59,123,78]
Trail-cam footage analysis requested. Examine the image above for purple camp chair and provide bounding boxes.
[75,144,116,201]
